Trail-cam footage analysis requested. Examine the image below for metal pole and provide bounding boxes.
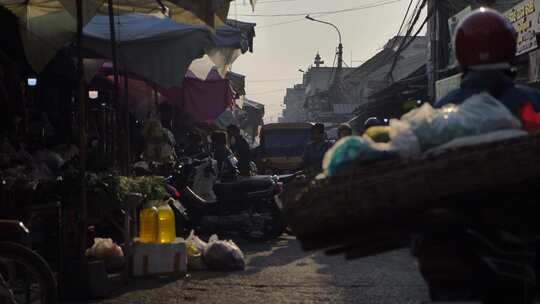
[76,0,88,261]
[124,68,130,172]
[305,15,344,100]
[427,0,437,102]
[107,0,120,123]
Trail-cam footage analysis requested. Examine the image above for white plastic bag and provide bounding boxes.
[192,158,218,201]
[391,93,521,153]
[85,238,124,259]
[388,119,422,158]
[203,235,245,271]
[186,230,208,253]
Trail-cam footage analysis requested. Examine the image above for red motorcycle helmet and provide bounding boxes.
[455,7,517,69]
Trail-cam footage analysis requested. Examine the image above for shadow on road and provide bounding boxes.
[243,235,312,275]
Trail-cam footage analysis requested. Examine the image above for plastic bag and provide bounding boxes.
[424,129,527,156]
[203,235,245,271]
[322,136,396,177]
[186,242,207,270]
[85,238,124,259]
[388,119,422,158]
[391,93,521,154]
[186,230,208,253]
[192,158,218,201]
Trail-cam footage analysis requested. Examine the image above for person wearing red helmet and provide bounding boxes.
[435,7,540,131]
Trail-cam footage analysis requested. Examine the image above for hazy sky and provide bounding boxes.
[229,0,421,122]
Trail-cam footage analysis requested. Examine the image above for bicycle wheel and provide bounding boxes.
[0,242,57,304]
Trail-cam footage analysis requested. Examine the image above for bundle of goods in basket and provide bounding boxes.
[282,93,539,256]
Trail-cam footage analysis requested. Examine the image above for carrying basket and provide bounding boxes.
[282,133,540,257]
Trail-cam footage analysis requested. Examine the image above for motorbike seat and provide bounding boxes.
[213,176,274,198]
[184,187,218,205]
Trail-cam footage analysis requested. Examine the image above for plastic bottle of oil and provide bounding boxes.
[139,202,158,243]
[157,200,176,243]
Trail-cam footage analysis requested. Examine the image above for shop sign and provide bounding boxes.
[436,73,462,102]
[505,0,540,56]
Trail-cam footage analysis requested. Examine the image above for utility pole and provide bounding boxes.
[427,0,438,102]
[336,42,344,88]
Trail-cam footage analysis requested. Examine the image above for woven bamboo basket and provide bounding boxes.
[282,133,540,256]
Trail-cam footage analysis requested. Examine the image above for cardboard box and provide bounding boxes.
[131,238,187,277]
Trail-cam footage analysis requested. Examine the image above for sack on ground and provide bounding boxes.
[203,235,245,271]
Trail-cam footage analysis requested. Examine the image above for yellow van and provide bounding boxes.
[255,122,313,174]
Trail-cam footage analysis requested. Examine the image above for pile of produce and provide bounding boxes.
[90,175,169,203]
[0,140,79,191]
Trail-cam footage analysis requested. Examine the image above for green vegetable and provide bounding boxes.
[91,175,168,203]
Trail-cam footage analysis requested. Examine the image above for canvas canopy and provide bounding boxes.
[83,12,247,88]
[0,0,232,72]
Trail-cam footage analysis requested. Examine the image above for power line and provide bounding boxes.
[237,0,402,17]
[255,0,297,3]
[256,0,401,29]
[248,77,300,82]
[249,88,286,95]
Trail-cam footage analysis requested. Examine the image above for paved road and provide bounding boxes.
[78,235,430,304]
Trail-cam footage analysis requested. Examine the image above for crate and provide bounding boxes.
[131,238,187,277]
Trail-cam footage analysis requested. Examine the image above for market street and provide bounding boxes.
[76,235,429,304]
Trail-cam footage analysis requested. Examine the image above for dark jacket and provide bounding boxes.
[302,140,332,173]
[435,70,540,115]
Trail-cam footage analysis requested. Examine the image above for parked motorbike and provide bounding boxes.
[412,208,539,304]
[0,220,57,304]
[166,155,288,240]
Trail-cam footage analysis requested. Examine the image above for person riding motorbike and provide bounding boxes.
[226,124,252,176]
[302,123,332,175]
[337,123,353,140]
[415,8,540,303]
[435,7,540,131]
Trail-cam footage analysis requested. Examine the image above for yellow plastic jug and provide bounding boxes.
[139,202,158,243]
[157,200,176,243]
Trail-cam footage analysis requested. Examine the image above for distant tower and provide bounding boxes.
[314,52,324,67]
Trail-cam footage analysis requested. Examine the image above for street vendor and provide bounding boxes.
[435,7,540,132]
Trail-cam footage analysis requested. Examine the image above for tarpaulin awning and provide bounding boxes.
[227,71,246,97]
[82,13,250,87]
[226,19,256,52]
[161,77,234,123]
[0,0,232,72]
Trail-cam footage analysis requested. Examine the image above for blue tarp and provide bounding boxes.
[82,13,246,87]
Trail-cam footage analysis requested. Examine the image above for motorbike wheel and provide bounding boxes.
[0,242,57,304]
